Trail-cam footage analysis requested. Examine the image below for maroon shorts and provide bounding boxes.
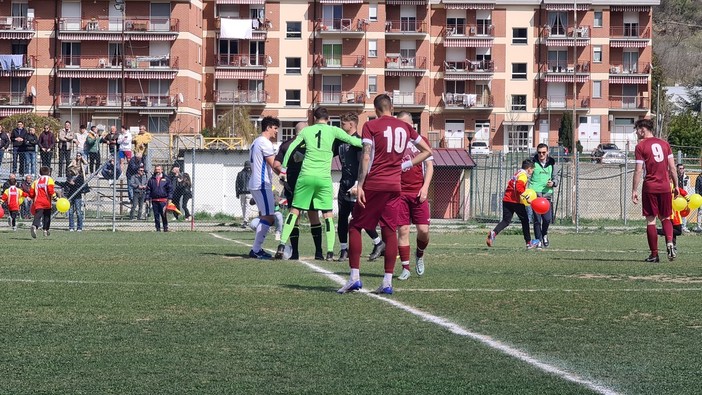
[642,191,672,218]
[350,190,400,231]
[397,192,430,226]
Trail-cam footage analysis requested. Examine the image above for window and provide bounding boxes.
[547,11,568,36]
[61,42,81,67]
[507,125,530,152]
[322,76,341,103]
[148,116,170,133]
[511,95,527,111]
[280,123,297,142]
[368,75,377,94]
[547,50,568,72]
[593,46,602,63]
[445,80,466,95]
[511,63,527,79]
[286,57,301,74]
[10,77,26,104]
[512,28,527,44]
[150,3,171,32]
[149,80,170,107]
[623,50,639,73]
[592,81,601,98]
[322,5,342,30]
[217,5,239,18]
[476,10,491,35]
[369,2,378,22]
[107,42,122,67]
[368,40,377,58]
[107,79,121,105]
[249,41,265,66]
[286,21,301,38]
[446,17,466,35]
[322,43,342,67]
[594,11,603,28]
[285,89,301,106]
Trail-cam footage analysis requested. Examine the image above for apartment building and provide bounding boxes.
[0,0,658,153]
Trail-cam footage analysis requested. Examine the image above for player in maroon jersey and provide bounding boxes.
[395,111,433,280]
[631,118,679,262]
[337,94,432,294]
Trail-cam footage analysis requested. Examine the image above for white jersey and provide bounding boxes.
[248,135,275,191]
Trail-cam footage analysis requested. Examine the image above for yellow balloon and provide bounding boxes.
[688,194,702,210]
[56,197,71,213]
[520,189,537,206]
[672,196,687,212]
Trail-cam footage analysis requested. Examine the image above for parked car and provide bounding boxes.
[470,141,492,156]
[591,143,620,163]
[599,150,627,164]
[549,145,571,162]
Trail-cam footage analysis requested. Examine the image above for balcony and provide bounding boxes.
[315,90,365,107]
[0,91,33,107]
[315,18,366,37]
[609,63,650,85]
[314,55,365,73]
[215,90,268,106]
[216,17,270,40]
[541,61,590,83]
[542,25,590,47]
[0,55,35,77]
[56,55,178,79]
[57,93,178,114]
[442,92,494,110]
[384,19,427,38]
[443,59,494,81]
[216,54,269,69]
[609,95,649,111]
[443,24,494,48]
[57,17,179,41]
[385,55,426,77]
[0,17,36,40]
[539,96,591,110]
[390,91,426,109]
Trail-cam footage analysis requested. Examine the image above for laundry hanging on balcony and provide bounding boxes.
[220,18,253,39]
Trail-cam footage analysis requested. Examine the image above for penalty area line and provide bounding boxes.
[210,232,620,395]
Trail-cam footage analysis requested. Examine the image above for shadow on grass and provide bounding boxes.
[201,252,253,260]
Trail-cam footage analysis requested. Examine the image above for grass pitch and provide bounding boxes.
[1,229,701,394]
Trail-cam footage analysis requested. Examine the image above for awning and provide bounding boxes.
[544,75,590,83]
[609,76,649,84]
[320,0,362,3]
[610,40,649,48]
[215,69,265,79]
[387,0,426,4]
[216,0,265,4]
[0,70,33,78]
[139,108,175,115]
[444,73,493,81]
[0,32,34,40]
[128,33,177,41]
[443,2,495,10]
[611,6,650,12]
[385,70,424,77]
[56,70,122,78]
[444,38,493,48]
[545,3,590,11]
[432,148,475,168]
[0,108,32,117]
[546,38,589,47]
[127,71,177,79]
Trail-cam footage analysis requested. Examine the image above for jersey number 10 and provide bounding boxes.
[383,126,408,154]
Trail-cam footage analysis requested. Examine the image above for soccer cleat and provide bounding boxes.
[30,225,37,239]
[536,240,543,250]
[325,251,334,261]
[12,226,16,232]
[486,230,495,247]
[314,252,325,260]
[337,249,349,261]
[644,254,660,263]
[43,230,49,237]
[368,241,386,261]
[249,249,272,260]
[526,240,540,250]
[274,244,286,259]
[373,284,394,295]
[667,243,677,261]
[398,268,411,281]
[543,234,549,248]
[337,279,363,294]
[415,256,425,276]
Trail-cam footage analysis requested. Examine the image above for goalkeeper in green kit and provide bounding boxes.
[275,107,362,260]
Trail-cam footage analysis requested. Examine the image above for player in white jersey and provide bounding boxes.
[247,116,280,259]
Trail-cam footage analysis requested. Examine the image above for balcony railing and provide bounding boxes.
[390,91,426,106]
[609,62,651,74]
[58,55,178,69]
[610,25,651,39]
[314,55,365,69]
[0,54,35,70]
[444,24,494,37]
[59,17,179,32]
[216,54,268,68]
[385,56,427,70]
[543,25,591,38]
[215,90,268,104]
[543,60,591,73]
[384,19,426,34]
[609,95,649,110]
[58,93,176,108]
[0,91,31,106]
[539,96,591,109]
[0,17,36,31]
[316,18,366,33]
[317,90,365,105]
[444,59,494,72]
[443,92,494,108]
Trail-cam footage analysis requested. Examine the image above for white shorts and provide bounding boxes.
[251,189,275,216]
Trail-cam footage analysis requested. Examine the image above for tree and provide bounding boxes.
[666,110,702,156]
[208,107,257,145]
[0,113,62,132]
[558,112,573,151]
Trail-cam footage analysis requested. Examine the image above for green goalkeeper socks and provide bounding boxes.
[280,212,298,244]
[324,217,335,253]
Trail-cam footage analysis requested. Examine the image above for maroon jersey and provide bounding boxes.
[362,115,421,192]
[400,135,432,194]
[635,137,673,193]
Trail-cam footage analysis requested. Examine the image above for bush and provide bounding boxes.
[0,113,62,132]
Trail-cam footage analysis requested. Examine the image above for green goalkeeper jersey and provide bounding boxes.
[282,123,362,179]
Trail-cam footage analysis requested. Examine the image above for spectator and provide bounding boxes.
[101,155,121,184]
[125,154,144,203]
[133,125,153,171]
[178,172,192,221]
[102,125,119,159]
[61,167,85,232]
[38,124,56,170]
[20,174,32,219]
[11,121,27,175]
[2,173,16,194]
[1,177,27,231]
[146,165,173,232]
[24,127,38,176]
[75,125,89,159]
[28,166,57,238]
[169,165,183,219]
[58,121,75,177]
[85,126,102,174]
[117,125,133,172]
[677,163,692,232]
[235,161,252,227]
[530,143,558,248]
[129,165,148,220]
[69,152,87,177]
[0,125,9,174]
[695,170,702,233]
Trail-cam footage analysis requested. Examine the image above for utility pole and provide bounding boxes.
[115,0,125,130]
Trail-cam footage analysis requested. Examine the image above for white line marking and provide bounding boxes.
[396,288,702,292]
[210,233,620,395]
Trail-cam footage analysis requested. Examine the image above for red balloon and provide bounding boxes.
[0,206,4,219]
[681,207,691,217]
[531,197,551,215]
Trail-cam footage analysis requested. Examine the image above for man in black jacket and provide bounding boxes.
[146,165,173,232]
[235,161,252,227]
[11,121,27,175]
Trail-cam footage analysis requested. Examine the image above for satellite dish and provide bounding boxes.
[30,86,36,97]
[266,55,272,65]
[177,93,184,103]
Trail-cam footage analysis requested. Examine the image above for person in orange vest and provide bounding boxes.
[657,186,688,250]
[28,166,57,238]
[1,177,27,231]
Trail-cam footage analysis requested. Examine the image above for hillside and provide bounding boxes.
[654,0,702,84]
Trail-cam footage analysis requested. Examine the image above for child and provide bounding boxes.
[1,178,27,231]
[487,159,537,249]
[28,166,57,238]
[657,186,687,253]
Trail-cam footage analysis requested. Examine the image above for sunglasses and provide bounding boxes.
[538,151,548,154]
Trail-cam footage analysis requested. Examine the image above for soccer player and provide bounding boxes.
[1,177,27,231]
[632,118,679,262]
[334,112,384,261]
[248,116,280,259]
[395,111,433,280]
[486,159,536,249]
[338,94,432,295]
[530,143,557,249]
[273,121,325,260]
[275,107,362,261]
[29,166,57,238]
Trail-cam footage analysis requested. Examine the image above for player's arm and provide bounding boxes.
[403,137,432,171]
[281,134,305,172]
[418,159,433,203]
[334,127,362,147]
[632,162,643,204]
[272,146,286,175]
[356,142,372,208]
[667,153,679,195]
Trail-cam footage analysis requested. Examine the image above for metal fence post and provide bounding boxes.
[112,144,117,232]
[190,146,195,231]
[575,150,580,233]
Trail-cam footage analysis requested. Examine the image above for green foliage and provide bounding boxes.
[666,110,702,156]
[211,107,257,144]
[0,113,62,132]
[558,112,573,151]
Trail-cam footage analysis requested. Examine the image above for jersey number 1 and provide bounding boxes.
[383,126,407,154]
[315,130,321,149]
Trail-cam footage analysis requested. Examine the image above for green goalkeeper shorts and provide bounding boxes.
[291,176,333,211]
